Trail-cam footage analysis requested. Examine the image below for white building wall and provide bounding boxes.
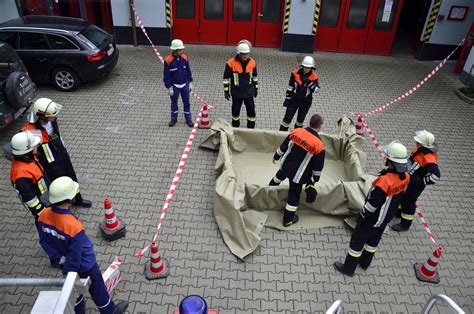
[0,1,19,23]
[426,0,474,45]
[287,0,315,35]
[111,0,166,28]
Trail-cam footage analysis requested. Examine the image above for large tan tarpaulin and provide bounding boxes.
[199,117,376,259]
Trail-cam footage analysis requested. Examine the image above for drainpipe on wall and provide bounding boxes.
[129,0,138,47]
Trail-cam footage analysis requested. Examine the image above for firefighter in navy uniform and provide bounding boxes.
[163,39,194,127]
[269,114,325,226]
[37,177,128,314]
[391,130,440,232]
[334,141,410,276]
[21,98,92,208]
[223,39,258,128]
[10,130,49,222]
[280,56,320,131]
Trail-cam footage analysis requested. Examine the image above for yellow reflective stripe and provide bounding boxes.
[401,213,414,221]
[42,144,55,163]
[285,204,298,212]
[364,244,377,253]
[37,178,47,193]
[348,249,362,258]
[247,117,256,122]
[272,176,282,183]
[281,121,290,127]
[26,197,40,207]
[224,87,229,91]
[233,73,239,86]
[305,184,315,190]
[232,117,240,121]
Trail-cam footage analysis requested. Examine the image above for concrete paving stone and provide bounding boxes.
[1,45,473,313]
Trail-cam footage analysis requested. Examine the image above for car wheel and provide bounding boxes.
[51,67,80,92]
[5,71,36,108]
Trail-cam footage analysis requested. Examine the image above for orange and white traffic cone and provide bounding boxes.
[198,104,211,129]
[414,246,442,284]
[99,197,126,241]
[144,241,170,280]
[355,115,364,136]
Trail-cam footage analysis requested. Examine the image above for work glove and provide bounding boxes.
[423,175,435,185]
[189,82,193,92]
[304,183,317,203]
[168,87,174,97]
[313,86,320,93]
[224,90,230,101]
[283,99,291,107]
[254,89,258,98]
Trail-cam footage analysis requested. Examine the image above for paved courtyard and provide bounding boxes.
[0,44,473,313]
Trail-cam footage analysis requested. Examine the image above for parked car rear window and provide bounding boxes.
[0,44,22,80]
[18,32,49,50]
[0,32,17,48]
[47,34,78,50]
[80,24,110,48]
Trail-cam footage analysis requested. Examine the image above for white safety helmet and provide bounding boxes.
[49,176,79,204]
[236,39,251,54]
[170,39,185,50]
[414,130,435,148]
[382,140,408,172]
[301,56,315,68]
[11,130,42,156]
[28,98,63,123]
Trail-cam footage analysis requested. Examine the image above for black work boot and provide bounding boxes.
[391,222,410,232]
[359,250,375,270]
[294,122,303,129]
[74,194,92,208]
[186,120,194,127]
[169,120,177,127]
[283,209,299,227]
[279,124,289,132]
[247,119,256,129]
[334,254,359,276]
[232,119,240,128]
[269,177,281,186]
[114,301,129,314]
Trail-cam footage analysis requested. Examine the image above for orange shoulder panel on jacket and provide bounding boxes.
[227,58,243,73]
[309,71,318,81]
[165,55,174,64]
[246,58,256,72]
[10,159,43,183]
[39,209,85,237]
[414,151,438,166]
[292,69,302,85]
[289,128,325,155]
[181,54,188,61]
[373,172,410,196]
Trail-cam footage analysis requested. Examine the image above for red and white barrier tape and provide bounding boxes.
[131,4,212,257]
[131,4,213,110]
[416,208,438,246]
[358,116,384,158]
[359,116,438,246]
[360,38,464,118]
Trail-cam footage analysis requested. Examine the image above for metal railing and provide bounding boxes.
[0,272,89,314]
[421,294,465,314]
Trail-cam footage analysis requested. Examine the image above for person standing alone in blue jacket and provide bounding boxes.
[163,39,194,127]
[37,176,128,314]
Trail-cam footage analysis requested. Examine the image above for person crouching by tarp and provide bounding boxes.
[334,141,410,276]
[21,98,92,208]
[279,56,320,131]
[269,114,325,227]
[164,39,194,127]
[37,176,128,314]
[391,130,440,232]
[223,39,258,128]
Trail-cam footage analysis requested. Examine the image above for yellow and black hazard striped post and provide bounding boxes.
[312,0,321,36]
[283,0,291,34]
[422,0,442,43]
[165,0,172,28]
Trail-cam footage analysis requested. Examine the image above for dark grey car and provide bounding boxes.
[0,15,119,91]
